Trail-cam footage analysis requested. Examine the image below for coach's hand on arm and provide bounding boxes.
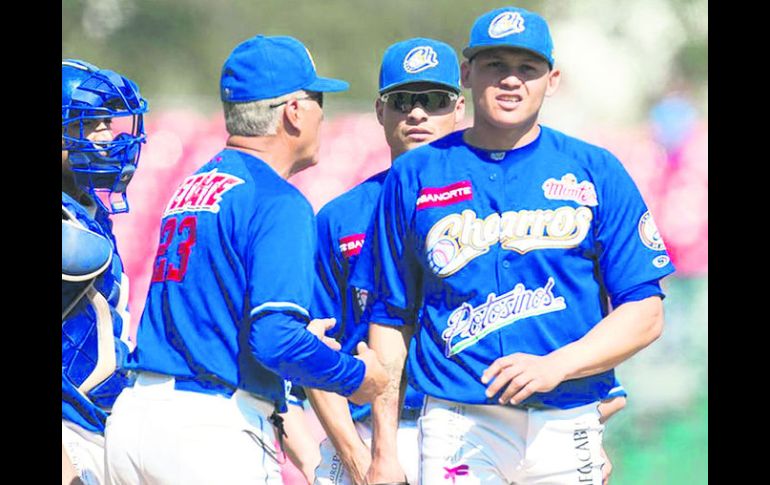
[365,323,413,484]
[307,317,342,350]
[308,388,371,484]
[482,295,663,404]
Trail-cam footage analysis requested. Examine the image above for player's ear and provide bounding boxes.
[545,68,561,97]
[282,98,302,134]
[375,98,385,126]
[454,95,466,124]
[461,61,472,89]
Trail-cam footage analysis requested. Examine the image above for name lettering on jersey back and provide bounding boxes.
[541,173,598,206]
[163,169,244,216]
[339,233,366,258]
[425,207,593,277]
[416,181,473,210]
[442,277,567,357]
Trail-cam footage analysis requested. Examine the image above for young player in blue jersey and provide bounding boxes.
[103,35,387,485]
[354,7,675,484]
[308,38,466,485]
[61,58,148,485]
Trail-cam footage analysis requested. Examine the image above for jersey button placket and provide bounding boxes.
[489,163,508,362]
[488,167,504,295]
[500,164,517,289]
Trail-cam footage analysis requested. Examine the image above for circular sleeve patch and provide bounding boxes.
[638,211,666,251]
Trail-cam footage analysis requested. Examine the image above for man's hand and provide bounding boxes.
[306,317,341,350]
[601,446,612,485]
[340,440,372,485]
[349,342,387,405]
[597,396,626,424]
[481,352,567,404]
[365,455,407,485]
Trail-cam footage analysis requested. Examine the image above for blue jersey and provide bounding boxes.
[130,149,365,412]
[350,127,673,409]
[312,170,425,421]
[62,192,134,434]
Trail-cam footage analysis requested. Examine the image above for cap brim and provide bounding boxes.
[305,77,349,93]
[380,79,461,95]
[462,44,551,66]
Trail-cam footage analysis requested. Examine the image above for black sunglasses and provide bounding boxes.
[379,90,458,114]
[269,91,323,109]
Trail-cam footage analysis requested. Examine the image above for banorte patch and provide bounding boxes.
[338,233,365,258]
[416,181,473,210]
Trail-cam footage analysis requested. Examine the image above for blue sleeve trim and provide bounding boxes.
[250,302,310,320]
[606,385,628,399]
[611,280,666,308]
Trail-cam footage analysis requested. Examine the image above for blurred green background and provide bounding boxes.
[606,277,708,484]
[62,0,707,122]
[63,1,708,483]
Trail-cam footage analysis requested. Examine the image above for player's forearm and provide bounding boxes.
[551,296,664,380]
[368,322,411,460]
[307,387,366,457]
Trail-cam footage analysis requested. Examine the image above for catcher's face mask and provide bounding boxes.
[62,59,149,214]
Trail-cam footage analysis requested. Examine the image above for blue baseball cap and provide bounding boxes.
[220,35,349,102]
[463,7,554,67]
[379,38,461,94]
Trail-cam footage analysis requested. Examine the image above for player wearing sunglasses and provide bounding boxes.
[307,38,465,485]
[379,90,458,114]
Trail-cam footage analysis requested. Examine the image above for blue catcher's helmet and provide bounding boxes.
[62,59,149,214]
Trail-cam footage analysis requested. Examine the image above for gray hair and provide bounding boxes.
[223,90,305,136]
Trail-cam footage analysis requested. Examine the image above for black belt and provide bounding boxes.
[173,375,239,398]
[508,401,554,411]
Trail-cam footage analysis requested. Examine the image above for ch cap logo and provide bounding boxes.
[404,46,439,74]
[489,11,526,38]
